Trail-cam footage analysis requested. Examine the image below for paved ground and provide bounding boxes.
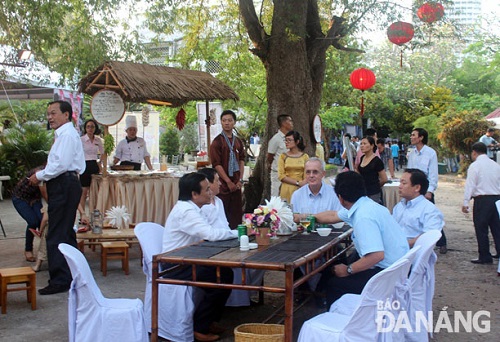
[0,172,498,341]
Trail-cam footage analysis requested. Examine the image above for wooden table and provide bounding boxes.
[89,172,180,225]
[76,228,138,246]
[383,181,401,213]
[151,229,353,342]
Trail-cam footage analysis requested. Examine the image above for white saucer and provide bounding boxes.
[249,243,258,249]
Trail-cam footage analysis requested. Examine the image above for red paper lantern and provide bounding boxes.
[387,21,414,67]
[387,21,414,46]
[417,2,445,24]
[350,68,376,117]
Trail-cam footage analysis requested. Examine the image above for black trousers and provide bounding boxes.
[46,172,81,286]
[326,267,383,307]
[473,195,500,260]
[162,263,233,334]
[429,193,447,247]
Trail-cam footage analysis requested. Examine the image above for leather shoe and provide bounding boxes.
[439,245,448,254]
[491,254,499,259]
[470,258,493,265]
[38,284,70,295]
[209,322,226,334]
[194,331,220,342]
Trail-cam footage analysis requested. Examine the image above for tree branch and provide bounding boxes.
[325,16,365,53]
[239,0,270,61]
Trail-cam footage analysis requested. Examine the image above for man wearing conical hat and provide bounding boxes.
[113,115,153,170]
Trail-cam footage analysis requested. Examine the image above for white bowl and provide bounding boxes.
[249,243,258,250]
[316,228,332,236]
[332,222,344,229]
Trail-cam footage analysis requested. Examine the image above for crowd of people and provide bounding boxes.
[8,101,499,341]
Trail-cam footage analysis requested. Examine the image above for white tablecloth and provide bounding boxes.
[383,181,400,213]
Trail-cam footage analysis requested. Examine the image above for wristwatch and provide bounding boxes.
[295,180,299,186]
[239,179,244,183]
[346,264,353,275]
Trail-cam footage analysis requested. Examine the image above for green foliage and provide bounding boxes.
[438,110,490,171]
[0,100,48,126]
[0,122,52,182]
[413,115,441,148]
[159,126,180,156]
[159,104,198,128]
[0,0,145,86]
[320,105,358,131]
[179,123,198,153]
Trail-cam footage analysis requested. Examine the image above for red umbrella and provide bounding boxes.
[417,2,445,24]
[350,68,376,117]
[387,21,415,67]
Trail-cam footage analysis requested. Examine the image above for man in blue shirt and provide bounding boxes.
[315,171,409,306]
[479,128,499,160]
[393,169,444,247]
[291,157,342,221]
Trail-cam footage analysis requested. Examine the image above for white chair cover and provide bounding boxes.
[134,222,195,342]
[58,243,148,342]
[299,255,414,342]
[329,246,421,316]
[405,230,442,342]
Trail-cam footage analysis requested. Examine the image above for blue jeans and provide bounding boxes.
[12,196,43,251]
[393,157,399,170]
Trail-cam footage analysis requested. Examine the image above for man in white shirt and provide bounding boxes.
[408,127,448,253]
[113,115,153,170]
[291,157,342,221]
[29,101,86,295]
[162,173,237,341]
[267,114,293,197]
[393,169,444,247]
[462,142,500,264]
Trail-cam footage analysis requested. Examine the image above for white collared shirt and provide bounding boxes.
[36,122,86,181]
[463,154,500,206]
[393,195,444,239]
[162,200,237,253]
[407,145,438,193]
[290,181,342,214]
[268,131,287,172]
[201,196,230,230]
[114,137,150,164]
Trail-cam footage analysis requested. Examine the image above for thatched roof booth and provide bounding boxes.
[78,61,239,106]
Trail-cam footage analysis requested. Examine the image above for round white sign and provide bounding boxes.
[313,115,322,143]
[90,89,126,126]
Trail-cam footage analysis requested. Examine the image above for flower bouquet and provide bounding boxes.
[244,197,293,243]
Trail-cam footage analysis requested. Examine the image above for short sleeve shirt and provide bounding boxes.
[268,131,287,172]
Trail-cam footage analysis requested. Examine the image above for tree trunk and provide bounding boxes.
[241,0,331,205]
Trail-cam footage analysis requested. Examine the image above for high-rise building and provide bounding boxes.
[447,0,482,26]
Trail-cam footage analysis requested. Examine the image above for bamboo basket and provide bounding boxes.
[234,324,284,342]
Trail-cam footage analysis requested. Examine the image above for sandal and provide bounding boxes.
[24,251,36,262]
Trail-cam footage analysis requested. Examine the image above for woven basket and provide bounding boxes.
[234,324,284,342]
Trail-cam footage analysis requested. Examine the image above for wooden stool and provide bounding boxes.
[0,267,36,314]
[100,241,129,276]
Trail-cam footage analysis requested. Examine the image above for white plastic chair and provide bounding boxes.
[405,230,442,342]
[298,248,418,342]
[134,222,195,342]
[58,243,148,342]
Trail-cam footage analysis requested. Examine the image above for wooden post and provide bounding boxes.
[205,100,211,163]
[102,126,109,176]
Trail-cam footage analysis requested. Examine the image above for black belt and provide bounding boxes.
[473,194,500,199]
[60,171,78,177]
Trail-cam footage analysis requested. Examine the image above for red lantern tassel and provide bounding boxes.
[400,49,403,68]
[360,95,365,117]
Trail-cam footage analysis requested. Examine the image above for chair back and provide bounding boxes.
[405,230,442,342]
[134,222,194,342]
[343,256,414,341]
